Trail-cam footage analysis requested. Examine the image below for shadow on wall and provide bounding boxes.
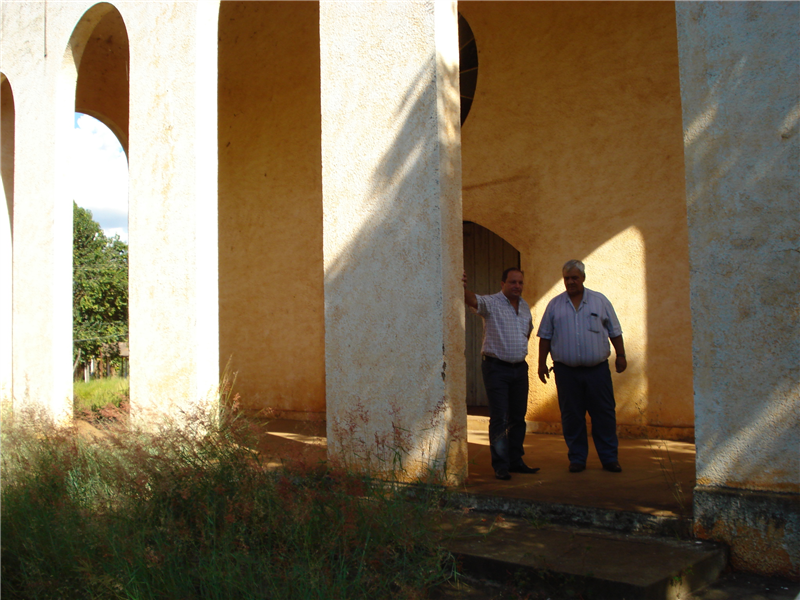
[677,1,799,492]
[322,27,465,479]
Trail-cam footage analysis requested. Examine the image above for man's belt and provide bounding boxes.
[553,360,608,370]
[482,355,527,368]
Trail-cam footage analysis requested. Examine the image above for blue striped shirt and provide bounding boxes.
[475,292,533,363]
[536,288,622,367]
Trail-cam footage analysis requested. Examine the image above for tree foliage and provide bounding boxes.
[73,202,128,371]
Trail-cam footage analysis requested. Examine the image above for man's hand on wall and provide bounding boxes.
[463,271,478,309]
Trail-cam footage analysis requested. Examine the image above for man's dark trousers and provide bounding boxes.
[552,360,618,465]
[481,356,529,472]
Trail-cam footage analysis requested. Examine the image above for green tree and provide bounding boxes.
[73,202,128,374]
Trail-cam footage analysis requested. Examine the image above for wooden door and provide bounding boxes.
[462,222,521,406]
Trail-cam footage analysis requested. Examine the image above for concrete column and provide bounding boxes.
[1,76,14,406]
[320,1,466,483]
[676,2,799,577]
[5,2,95,423]
[126,2,219,426]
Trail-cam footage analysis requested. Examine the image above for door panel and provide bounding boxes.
[462,222,521,407]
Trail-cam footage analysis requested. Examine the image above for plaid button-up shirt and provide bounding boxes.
[537,288,623,367]
[475,292,533,363]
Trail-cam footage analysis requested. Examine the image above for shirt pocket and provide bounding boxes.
[587,313,603,334]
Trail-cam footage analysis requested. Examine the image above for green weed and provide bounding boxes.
[1,404,456,599]
[73,376,129,414]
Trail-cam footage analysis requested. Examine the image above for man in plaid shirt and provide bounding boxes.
[463,268,539,480]
[537,260,627,474]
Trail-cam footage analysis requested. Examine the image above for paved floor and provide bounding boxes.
[461,418,694,518]
[253,417,695,519]
[433,572,800,600]
[250,419,799,600]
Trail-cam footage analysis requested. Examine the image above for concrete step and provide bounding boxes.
[438,512,728,600]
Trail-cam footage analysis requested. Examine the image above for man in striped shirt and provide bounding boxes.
[464,268,540,481]
[537,260,627,473]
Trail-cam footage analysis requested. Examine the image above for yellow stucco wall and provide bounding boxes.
[218,2,325,417]
[459,1,694,437]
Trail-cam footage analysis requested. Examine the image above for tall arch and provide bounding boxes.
[458,1,693,441]
[71,6,130,391]
[46,2,130,419]
[74,6,130,155]
[1,74,14,405]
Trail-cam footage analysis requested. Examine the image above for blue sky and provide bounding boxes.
[72,113,129,242]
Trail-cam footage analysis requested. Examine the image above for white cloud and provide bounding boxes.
[70,114,129,241]
[104,227,128,244]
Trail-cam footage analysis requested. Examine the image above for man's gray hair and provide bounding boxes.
[562,260,585,276]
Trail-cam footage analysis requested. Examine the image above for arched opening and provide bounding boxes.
[1,74,15,405]
[71,115,129,416]
[68,4,130,420]
[217,2,325,422]
[458,13,478,126]
[458,1,694,517]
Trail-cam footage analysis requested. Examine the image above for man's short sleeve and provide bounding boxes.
[475,294,491,317]
[602,297,623,338]
[536,300,554,340]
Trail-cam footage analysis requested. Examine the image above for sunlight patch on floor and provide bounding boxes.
[467,430,490,445]
[265,431,328,446]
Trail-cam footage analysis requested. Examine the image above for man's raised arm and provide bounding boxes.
[462,272,478,310]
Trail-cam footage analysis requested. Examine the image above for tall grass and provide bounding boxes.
[73,376,129,413]
[1,406,456,599]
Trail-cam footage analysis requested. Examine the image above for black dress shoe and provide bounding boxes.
[569,463,586,473]
[494,470,511,480]
[509,463,540,474]
[602,461,622,473]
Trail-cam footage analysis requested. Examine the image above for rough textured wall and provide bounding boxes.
[676,1,799,578]
[320,1,467,481]
[1,75,13,404]
[676,0,799,495]
[218,1,325,418]
[126,1,220,423]
[0,1,106,419]
[458,1,693,438]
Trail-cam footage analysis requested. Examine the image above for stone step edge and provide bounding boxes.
[446,490,693,538]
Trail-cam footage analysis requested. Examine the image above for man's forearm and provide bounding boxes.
[462,272,478,309]
[610,335,625,357]
[538,338,551,366]
[537,338,552,383]
[464,289,478,310]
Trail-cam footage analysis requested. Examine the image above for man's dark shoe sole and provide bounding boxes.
[602,462,622,473]
[569,463,586,473]
[494,470,511,480]
[509,464,540,474]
